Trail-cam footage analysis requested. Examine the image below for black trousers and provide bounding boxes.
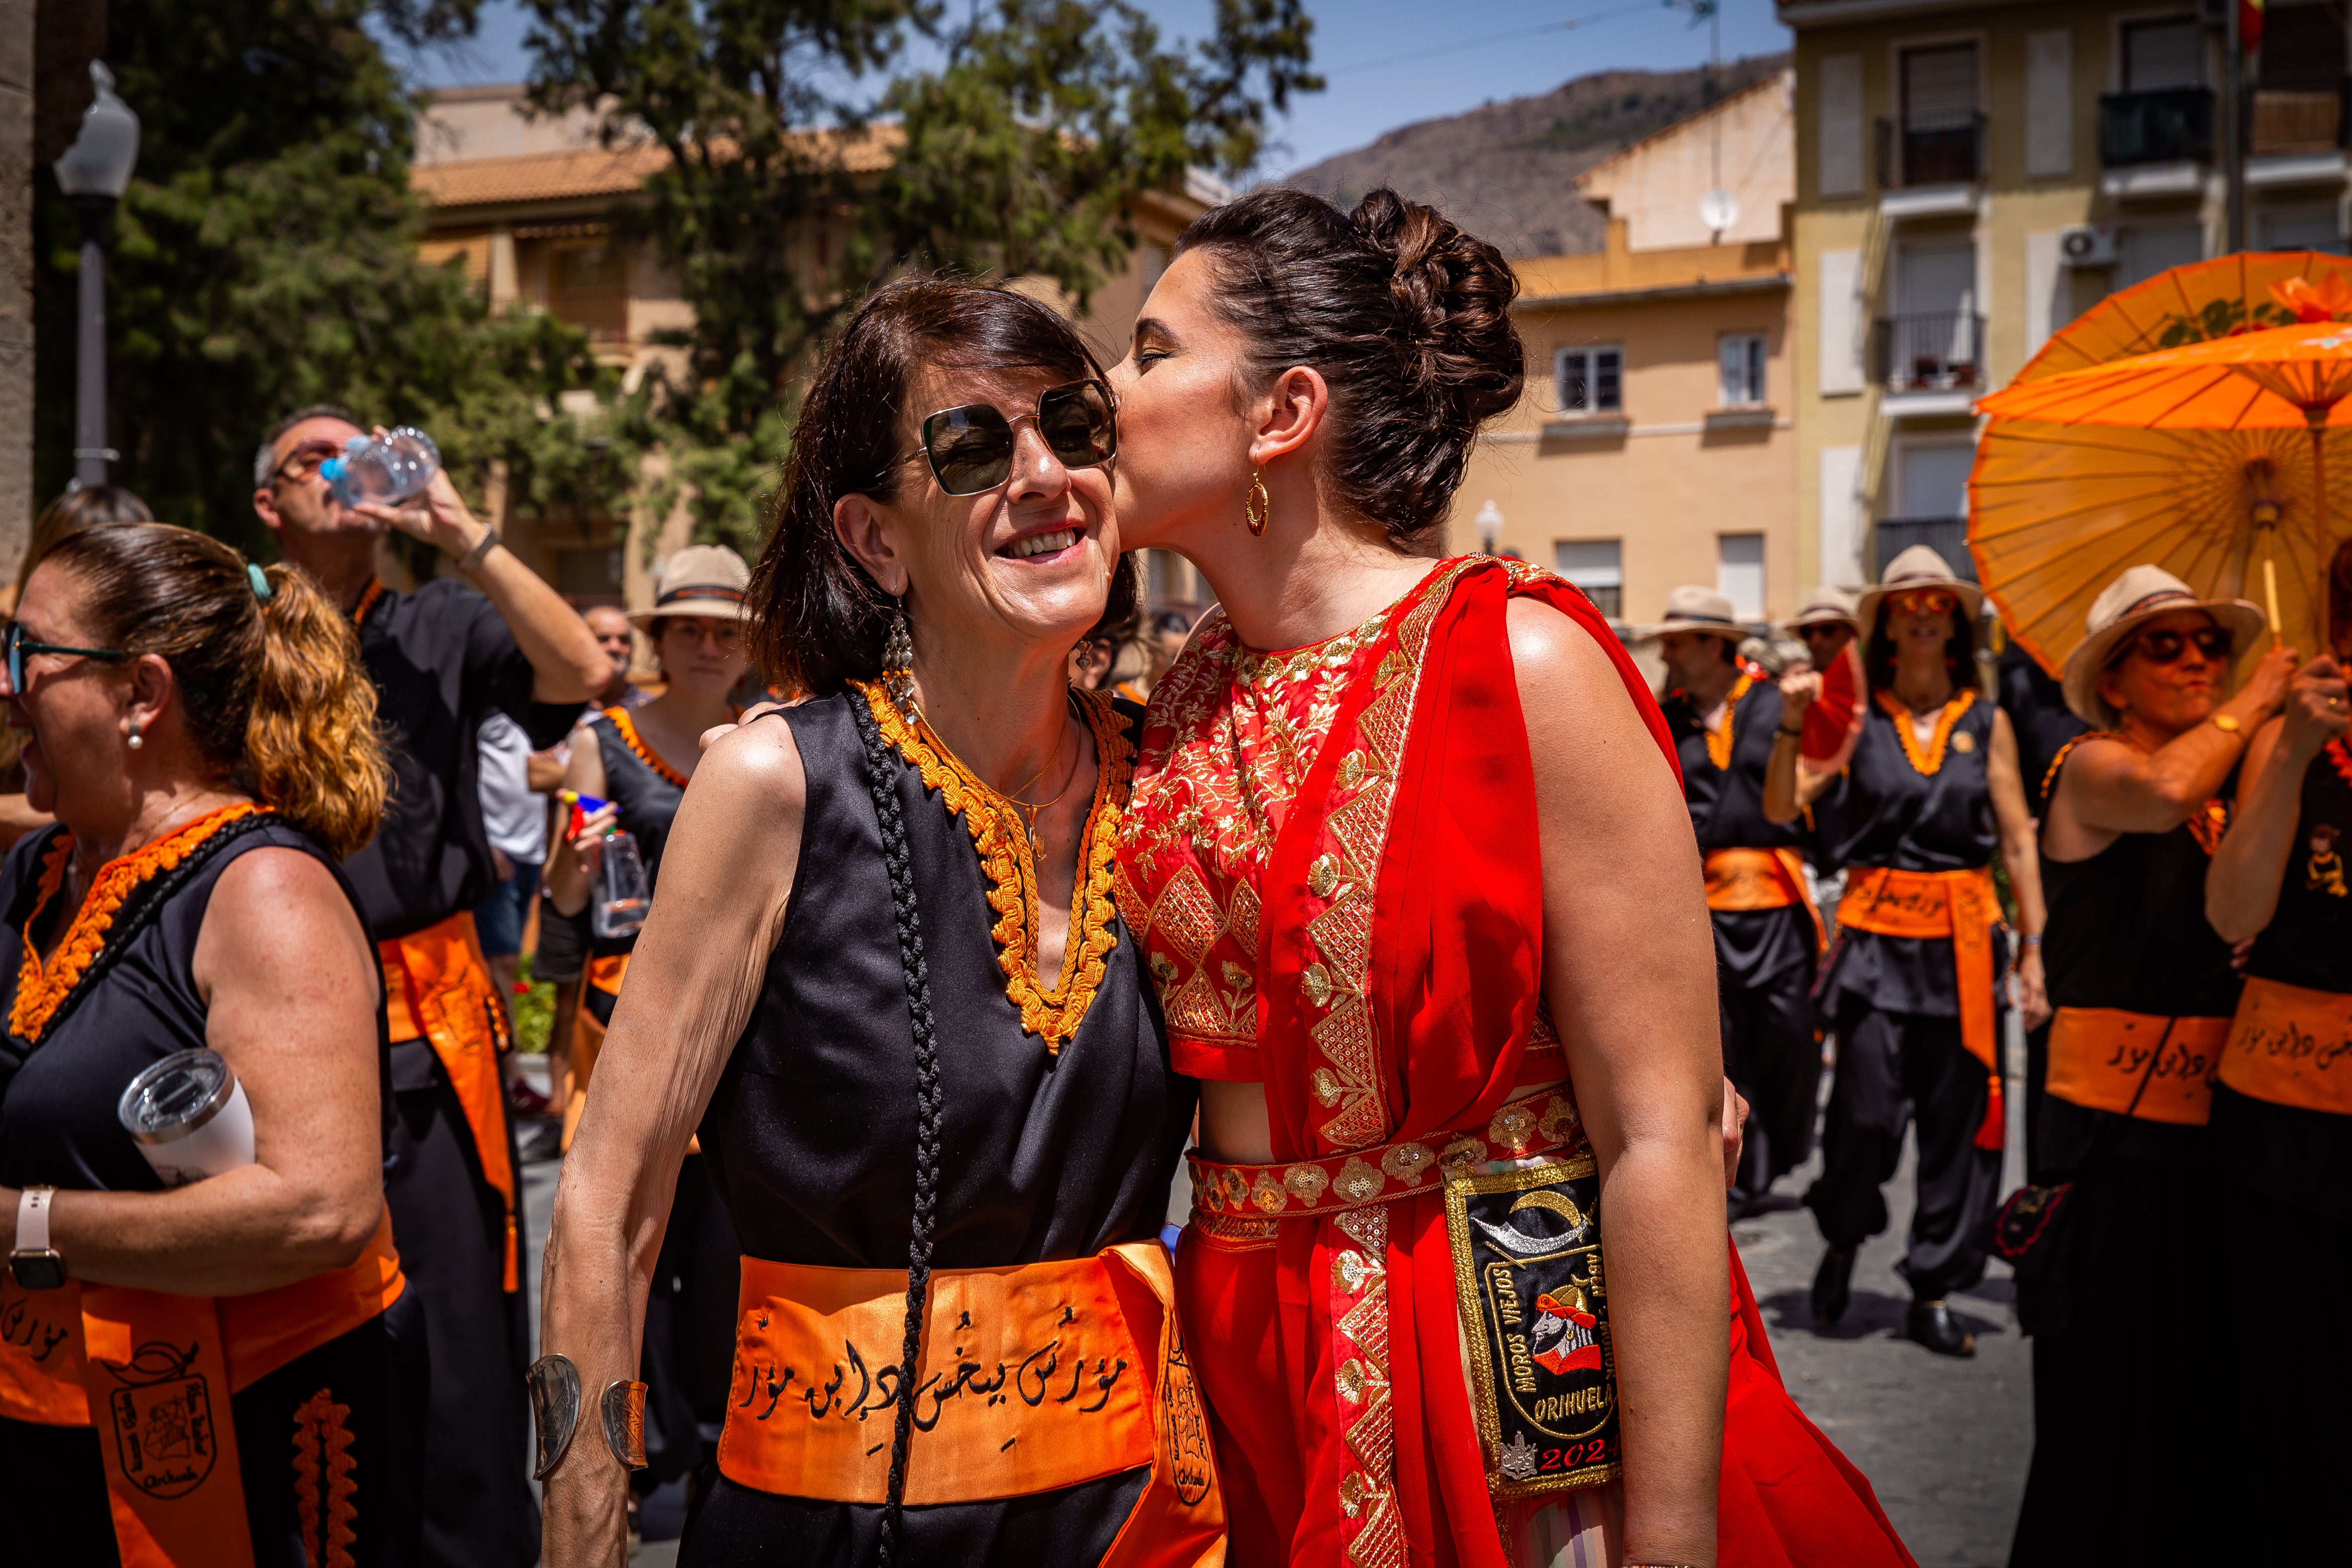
[641,1153,742,1496]
[2008,1154,2239,1565]
[2223,1176,2352,1555]
[1805,1002,2001,1299]
[0,1288,429,1566]
[1721,959,1820,1201]
[386,1038,540,1568]
[681,1466,1151,1566]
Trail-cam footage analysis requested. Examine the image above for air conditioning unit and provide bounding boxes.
[2059,224,2119,268]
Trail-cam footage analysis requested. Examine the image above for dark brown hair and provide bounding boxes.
[1865,607,1978,698]
[42,525,389,856]
[749,276,1141,696]
[1175,186,1525,548]
[18,484,154,601]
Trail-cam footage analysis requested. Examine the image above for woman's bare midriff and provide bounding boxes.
[1196,1073,1571,1165]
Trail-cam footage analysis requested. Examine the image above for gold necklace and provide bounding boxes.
[913,701,1081,840]
[1007,726,1082,839]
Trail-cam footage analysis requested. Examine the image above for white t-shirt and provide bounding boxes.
[477,712,548,866]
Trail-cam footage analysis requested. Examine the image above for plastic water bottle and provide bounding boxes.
[322,427,441,507]
[592,830,651,940]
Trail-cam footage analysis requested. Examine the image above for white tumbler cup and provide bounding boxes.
[117,1049,257,1187]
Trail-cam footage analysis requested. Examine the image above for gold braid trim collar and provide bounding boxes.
[851,680,1133,1054]
[1878,687,1976,776]
[12,802,267,1042]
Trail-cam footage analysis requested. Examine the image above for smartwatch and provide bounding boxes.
[10,1186,64,1289]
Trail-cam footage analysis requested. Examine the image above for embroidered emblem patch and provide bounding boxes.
[104,1341,221,1500]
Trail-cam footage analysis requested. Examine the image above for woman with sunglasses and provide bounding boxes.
[2004,567,2285,1563]
[0,524,423,1564]
[1766,546,2049,1359]
[1107,185,1911,1568]
[537,278,1218,1566]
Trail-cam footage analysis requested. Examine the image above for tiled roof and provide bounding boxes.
[412,126,903,209]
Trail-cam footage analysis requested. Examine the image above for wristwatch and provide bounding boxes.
[2212,713,2241,734]
[10,1186,64,1289]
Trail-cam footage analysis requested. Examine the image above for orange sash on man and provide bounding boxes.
[2045,1009,2230,1125]
[379,909,517,1291]
[0,1213,404,1568]
[1837,864,2007,1149]
[1702,846,1827,952]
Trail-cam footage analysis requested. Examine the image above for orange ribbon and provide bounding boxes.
[2221,974,2352,1116]
[379,910,517,1292]
[1702,847,1827,953]
[1837,864,2006,1150]
[2044,1008,2230,1126]
[717,1245,1222,1565]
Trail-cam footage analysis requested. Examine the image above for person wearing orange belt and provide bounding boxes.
[2205,611,2352,1558]
[0,526,418,1564]
[1768,546,2049,1358]
[1647,587,1826,1219]
[253,405,607,1566]
[2008,568,2288,1564]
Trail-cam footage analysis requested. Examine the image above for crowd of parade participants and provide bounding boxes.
[0,181,2343,1568]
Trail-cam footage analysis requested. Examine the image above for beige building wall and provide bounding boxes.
[0,0,30,575]
[1581,70,1797,250]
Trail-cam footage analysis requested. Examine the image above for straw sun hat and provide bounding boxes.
[2058,564,2264,729]
[1784,586,1860,635]
[628,544,751,630]
[1640,584,1748,642]
[1854,545,1985,635]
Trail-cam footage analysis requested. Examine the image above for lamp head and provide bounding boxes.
[53,63,139,201]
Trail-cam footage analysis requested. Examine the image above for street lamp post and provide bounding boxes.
[52,63,139,490]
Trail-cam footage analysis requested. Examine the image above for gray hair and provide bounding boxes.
[253,404,360,486]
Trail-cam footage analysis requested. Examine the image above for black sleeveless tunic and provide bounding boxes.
[1814,693,2002,1018]
[2215,743,2352,1218]
[584,708,687,1001]
[685,692,1193,1560]
[1661,674,1815,987]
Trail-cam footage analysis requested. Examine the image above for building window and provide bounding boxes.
[1718,334,1766,407]
[1718,534,1765,620]
[1556,540,1623,619]
[1555,346,1622,415]
[2122,17,2204,92]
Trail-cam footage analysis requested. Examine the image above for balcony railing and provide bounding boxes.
[2252,81,2351,156]
[1873,313,1986,394]
[1874,519,1978,583]
[2099,87,2215,168]
[1876,109,1986,188]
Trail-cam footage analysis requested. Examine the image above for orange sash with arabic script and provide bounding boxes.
[379,909,517,1291]
[2221,974,2352,1115]
[2044,1008,2230,1126]
[1837,864,2005,1148]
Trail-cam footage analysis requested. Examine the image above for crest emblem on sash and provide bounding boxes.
[103,1341,220,1499]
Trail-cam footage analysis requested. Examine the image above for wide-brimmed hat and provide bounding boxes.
[1784,586,1860,635]
[2058,564,2265,728]
[1855,545,1985,634]
[629,544,750,629]
[1640,585,1747,641]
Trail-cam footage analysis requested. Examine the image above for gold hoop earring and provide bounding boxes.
[1245,469,1270,537]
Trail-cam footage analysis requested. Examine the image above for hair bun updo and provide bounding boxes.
[1175,185,1524,548]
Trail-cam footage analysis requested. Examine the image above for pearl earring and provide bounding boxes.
[126,721,143,751]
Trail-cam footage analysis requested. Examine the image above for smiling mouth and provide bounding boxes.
[1002,528,1080,561]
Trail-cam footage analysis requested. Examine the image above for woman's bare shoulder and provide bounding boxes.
[1504,595,1640,703]
[688,710,809,812]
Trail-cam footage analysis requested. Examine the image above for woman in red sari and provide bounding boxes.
[1107,187,1914,1568]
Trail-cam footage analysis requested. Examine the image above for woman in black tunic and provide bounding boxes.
[2008,567,2285,1564]
[0,524,423,1565]
[537,278,1219,1566]
[1767,545,2049,1358]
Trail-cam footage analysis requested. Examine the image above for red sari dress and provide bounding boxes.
[1116,556,1914,1568]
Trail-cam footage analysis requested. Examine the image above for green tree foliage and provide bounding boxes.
[521,0,1319,553]
[35,0,623,555]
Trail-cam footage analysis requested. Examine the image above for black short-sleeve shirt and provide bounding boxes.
[343,578,578,941]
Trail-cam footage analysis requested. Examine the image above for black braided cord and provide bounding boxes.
[850,690,946,1567]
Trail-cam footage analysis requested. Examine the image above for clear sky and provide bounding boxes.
[387,0,1793,179]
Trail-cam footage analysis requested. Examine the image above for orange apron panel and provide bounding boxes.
[380,910,518,1292]
[2222,974,2352,1115]
[2044,1008,2231,1126]
[1838,864,2005,1149]
[1703,847,1826,953]
[718,1243,1224,1561]
[80,1285,256,1568]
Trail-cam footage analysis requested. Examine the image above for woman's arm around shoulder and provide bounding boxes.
[539,713,808,1565]
[1507,597,1726,1568]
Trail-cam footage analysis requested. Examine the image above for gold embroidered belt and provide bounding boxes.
[1186,1086,1585,1222]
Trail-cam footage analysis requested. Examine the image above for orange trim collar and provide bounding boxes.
[1876,688,1977,776]
[350,578,385,628]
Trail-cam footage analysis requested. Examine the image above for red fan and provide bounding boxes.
[1801,640,1865,766]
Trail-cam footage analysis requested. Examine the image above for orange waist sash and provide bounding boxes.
[0,1210,404,1568]
[2221,974,2352,1115]
[1702,847,1826,952]
[2044,1008,2231,1126]
[718,1245,1221,1564]
[1837,864,2005,1149]
[379,909,516,1291]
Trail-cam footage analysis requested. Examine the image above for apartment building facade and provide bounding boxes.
[1457,71,1801,631]
[1782,0,2351,593]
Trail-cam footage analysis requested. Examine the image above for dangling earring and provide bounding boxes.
[1245,468,1270,537]
[126,720,143,751]
[882,597,918,716]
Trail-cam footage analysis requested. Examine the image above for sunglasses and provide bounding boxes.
[272,439,345,484]
[907,380,1117,496]
[3,620,127,693]
[2126,625,2234,666]
[1887,588,1960,618]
